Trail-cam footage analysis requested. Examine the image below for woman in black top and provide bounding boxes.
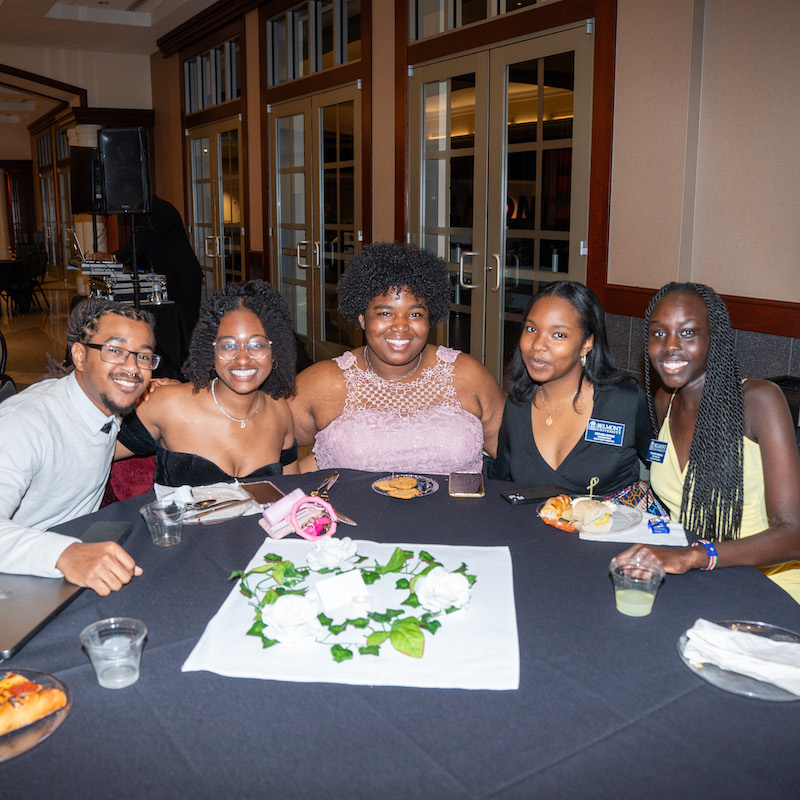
[116,281,298,486]
[491,281,653,498]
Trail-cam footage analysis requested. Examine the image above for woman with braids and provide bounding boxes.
[491,282,659,505]
[619,283,800,602]
[116,281,299,485]
[289,241,505,473]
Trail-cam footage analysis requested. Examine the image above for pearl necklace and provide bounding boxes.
[535,387,578,426]
[210,378,262,428]
[363,346,423,382]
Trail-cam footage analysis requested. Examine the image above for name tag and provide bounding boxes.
[647,439,668,463]
[584,419,625,447]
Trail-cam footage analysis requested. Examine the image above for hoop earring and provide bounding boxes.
[272,360,278,370]
[580,353,588,368]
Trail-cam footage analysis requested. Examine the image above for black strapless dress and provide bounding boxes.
[119,412,298,487]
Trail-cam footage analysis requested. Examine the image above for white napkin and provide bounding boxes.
[578,509,688,546]
[683,618,800,696]
[183,539,520,691]
[154,482,261,517]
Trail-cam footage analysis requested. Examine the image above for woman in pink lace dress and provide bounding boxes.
[289,243,505,474]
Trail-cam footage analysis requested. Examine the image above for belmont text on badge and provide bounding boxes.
[584,418,625,447]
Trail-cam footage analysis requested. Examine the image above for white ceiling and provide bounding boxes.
[0,0,219,56]
[0,0,219,158]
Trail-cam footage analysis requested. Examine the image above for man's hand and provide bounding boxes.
[55,542,142,596]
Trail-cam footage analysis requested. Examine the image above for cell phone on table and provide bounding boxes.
[500,485,569,505]
[240,481,285,505]
[448,472,485,498]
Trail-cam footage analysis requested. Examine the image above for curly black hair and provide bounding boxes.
[506,281,624,404]
[49,298,155,377]
[644,282,744,541]
[337,242,452,326]
[182,281,297,399]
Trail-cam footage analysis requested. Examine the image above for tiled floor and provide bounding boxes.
[1,279,76,391]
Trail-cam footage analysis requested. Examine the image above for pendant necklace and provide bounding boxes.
[535,387,578,426]
[211,378,262,428]
[363,346,423,382]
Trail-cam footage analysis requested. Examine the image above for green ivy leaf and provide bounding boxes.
[454,562,468,574]
[369,609,403,623]
[331,644,354,663]
[247,564,277,575]
[238,584,253,599]
[318,612,333,626]
[262,587,279,605]
[261,636,279,649]
[271,564,286,584]
[329,623,347,635]
[264,553,284,562]
[466,573,477,586]
[366,631,391,647]
[361,571,382,585]
[417,618,441,634]
[228,569,244,581]
[379,547,411,574]
[350,617,370,628]
[358,645,382,656]
[419,550,436,563]
[402,593,421,608]
[247,619,265,637]
[390,619,425,658]
[395,578,410,589]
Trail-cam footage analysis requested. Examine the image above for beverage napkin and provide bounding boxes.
[683,618,800,696]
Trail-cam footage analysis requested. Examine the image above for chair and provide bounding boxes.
[0,255,34,315]
[30,250,50,309]
[0,373,16,404]
[0,329,7,373]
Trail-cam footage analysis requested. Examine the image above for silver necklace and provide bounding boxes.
[535,387,578,426]
[210,378,262,428]
[363,346,423,382]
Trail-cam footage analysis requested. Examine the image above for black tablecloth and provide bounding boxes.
[3,471,799,798]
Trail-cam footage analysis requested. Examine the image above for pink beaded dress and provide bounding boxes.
[313,346,484,474]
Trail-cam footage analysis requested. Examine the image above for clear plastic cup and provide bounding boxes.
[609,554,666,617]
[140,497,185,547]
[80,617,147,689]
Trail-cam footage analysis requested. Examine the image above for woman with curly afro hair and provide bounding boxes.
[289,241,505,473]
[617,283,800,602]
[116,281,299,485]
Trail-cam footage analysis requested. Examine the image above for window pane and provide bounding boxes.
[460,0,488,26]
[321,1,335,70]
[541,148,571,231]
[271,17,288,85]
[543,51,574,141]
[293,5,310,79]
[344,0,361,62]
[450,74,476,150]
[508,60,538,144]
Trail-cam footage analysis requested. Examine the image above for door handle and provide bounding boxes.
[458,251,479,289]
[296,240,311,269]
[314,241,321,268]
[204,236,216,258]
[488,253,502,293]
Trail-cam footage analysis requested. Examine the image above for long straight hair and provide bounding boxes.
[506,281,623,404]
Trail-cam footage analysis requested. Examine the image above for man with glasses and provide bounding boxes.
[0,298,157,594]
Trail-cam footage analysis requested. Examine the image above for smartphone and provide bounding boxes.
[448,472,485,498]
[81,521,133,544]
[240,481,285,506]
[500,485,569,505]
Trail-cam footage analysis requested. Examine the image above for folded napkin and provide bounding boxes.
[683,618,800,696]
[578,509,688,546]
[154,482,261,518]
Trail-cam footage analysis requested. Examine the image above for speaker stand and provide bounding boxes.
[130,214,141,310]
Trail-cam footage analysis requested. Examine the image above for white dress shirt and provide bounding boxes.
[0,371,120,577]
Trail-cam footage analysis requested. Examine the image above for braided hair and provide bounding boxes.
[506,281,624,404]
[48,298,155,377]
[337,242,452,327]
[183,281,297,399]
[644,283,744,540]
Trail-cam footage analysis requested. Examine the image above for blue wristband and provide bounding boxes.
[692,540,718,571]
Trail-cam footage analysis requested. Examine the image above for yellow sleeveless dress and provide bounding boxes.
[650,401,800,603]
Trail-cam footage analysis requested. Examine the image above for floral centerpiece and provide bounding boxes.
[229,537,476,662]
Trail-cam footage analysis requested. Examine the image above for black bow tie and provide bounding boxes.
[100,421,114,434]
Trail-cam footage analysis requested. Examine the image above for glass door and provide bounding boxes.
[270,83,362,361]
[409,24,594,382]
[187,119,245,298]
[39,175,57,268]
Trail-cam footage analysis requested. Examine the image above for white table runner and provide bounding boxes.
[183,538,519,691]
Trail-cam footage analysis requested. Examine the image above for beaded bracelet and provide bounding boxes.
[692,540,718,571]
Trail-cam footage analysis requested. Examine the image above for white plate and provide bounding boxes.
[185,486,255,525]
[0,670,72,762]
[371,474,439,499]
[677,620,800,702]
[536,499,642,533]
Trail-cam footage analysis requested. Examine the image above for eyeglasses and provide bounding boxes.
[83,342,161,370]
[213,337,273,360]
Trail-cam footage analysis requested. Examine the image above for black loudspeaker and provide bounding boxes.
[98,128,151,214]
[70,146,103,214]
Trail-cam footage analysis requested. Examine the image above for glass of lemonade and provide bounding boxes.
[609,554,666,617]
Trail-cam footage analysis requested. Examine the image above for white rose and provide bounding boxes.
[414,567,471,613]
[306,536,358,571]
[260,594,323,644]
